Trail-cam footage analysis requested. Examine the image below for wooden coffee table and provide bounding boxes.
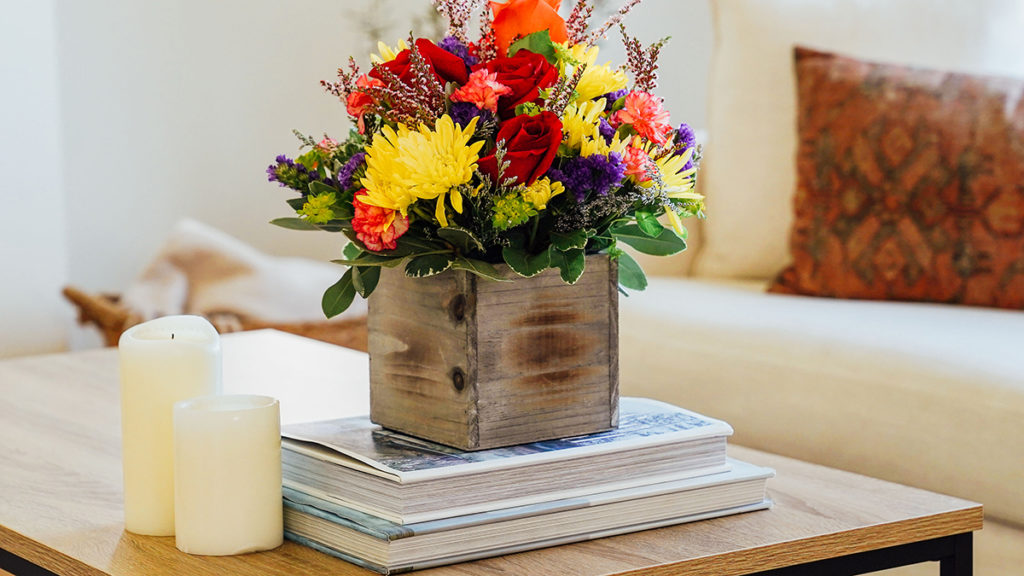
[0,331,982,576]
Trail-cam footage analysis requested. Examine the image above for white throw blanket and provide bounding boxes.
[121,219,366,323]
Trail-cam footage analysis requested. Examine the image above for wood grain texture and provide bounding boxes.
[0,332,981,576]
[368,254,619,450]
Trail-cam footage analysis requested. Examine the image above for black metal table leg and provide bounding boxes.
[940,532,973,576]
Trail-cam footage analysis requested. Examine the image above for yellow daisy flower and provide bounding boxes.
[560,43,628,102]
[561,99,606,152]
[370,39,409,64]
[522,178,565,211]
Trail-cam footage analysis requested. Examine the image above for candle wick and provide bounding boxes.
[171,333,175,340]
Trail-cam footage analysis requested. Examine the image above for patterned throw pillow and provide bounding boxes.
[769,47,1024,310]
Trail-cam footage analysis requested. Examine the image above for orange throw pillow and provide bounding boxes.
[770,47,1024,310]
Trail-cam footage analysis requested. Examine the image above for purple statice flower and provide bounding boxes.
[673,122,696,170]
[267,154,319,193]
[598,116,616,143]
[449,101,493,128]
[439,35,479,68]
[336,151,366,190]
[601,89,628,111]
[547,153,626,202]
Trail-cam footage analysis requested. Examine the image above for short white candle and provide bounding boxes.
[173,394,283,556]
[118,315,221,536]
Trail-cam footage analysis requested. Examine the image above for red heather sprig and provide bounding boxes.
[432,0,484,43]
[566,0,594,45]
[619,24,669,93]
[476,6,498,62]
[364,41,446,128]
[588,0,644,46]
[546,62,588,117]
[322,57,361,104]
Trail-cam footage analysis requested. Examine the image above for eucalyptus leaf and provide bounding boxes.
[342,242,361,260]
[548,247,586,284]
[438,227,485,255]
[502,246,550,278]
[635,211,664,237]
[352,266,381,298]
[451,258,512,282]
[405,253,455,278]
[550,229,589,251]
[270,217,318,231]
[616,251,648,291]
[611,224,687,256]
[322,269,356,319]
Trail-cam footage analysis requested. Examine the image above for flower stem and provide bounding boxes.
[528,215,541,253]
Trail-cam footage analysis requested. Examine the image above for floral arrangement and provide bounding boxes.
[267,0,703,317]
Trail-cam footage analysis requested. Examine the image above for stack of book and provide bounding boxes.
[279,397,773,574]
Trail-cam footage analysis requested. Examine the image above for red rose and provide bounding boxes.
[473,51,558,119]
[369,38,469,87]
[478,111,563,186]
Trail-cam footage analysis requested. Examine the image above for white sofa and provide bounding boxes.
[619,1,1024,574]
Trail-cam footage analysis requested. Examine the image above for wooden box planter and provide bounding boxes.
[368,254,619,450]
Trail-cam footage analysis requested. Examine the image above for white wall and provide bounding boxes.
[0,0,69,358]
[0,0,713,355]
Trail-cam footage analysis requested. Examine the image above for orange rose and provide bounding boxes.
[490,0,568,56]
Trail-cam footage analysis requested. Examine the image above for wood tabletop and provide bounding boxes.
[0,330,982,576]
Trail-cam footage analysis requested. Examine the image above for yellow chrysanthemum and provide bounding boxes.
[359,116,484,227]
[639,147,701,236]
[370,39,409,64]
[522,178,565,211]
[559,43,628,102]
[561,99,606,152]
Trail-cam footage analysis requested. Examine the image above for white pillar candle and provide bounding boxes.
[173,394,283,556]
[118,315,221,536]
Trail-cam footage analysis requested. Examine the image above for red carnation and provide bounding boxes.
[473,51,559,119]
[369,38,469,88]
[478,111,563,186]
[352,191,410,252]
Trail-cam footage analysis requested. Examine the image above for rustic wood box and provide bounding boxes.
[368,254,619,450]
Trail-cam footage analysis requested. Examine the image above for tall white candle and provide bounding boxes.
[118,315,221,536]
[173,394,283,555]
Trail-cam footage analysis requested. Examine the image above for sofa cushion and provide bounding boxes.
[619,276,1024,525]
[769,47,1024,309]
[695,0,1024,280]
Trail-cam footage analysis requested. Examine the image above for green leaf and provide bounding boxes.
[270,217,318,231]
[635,211,664,237]
[342,242,361,260]
[550,229,589,251]
[548,247,586,284]
[382,236,448,258]
[508,30,557,64]
[438,227,485,255]
[308,180,340,196]
[331,253,405,268]
[610,223,687,256]
[451,258,512,282]
[352,266,380,298]
[286,197,306,211]
[502,246,550,278]
[616,251,648,291]
[405,253,455,278]
[322,269,356,319]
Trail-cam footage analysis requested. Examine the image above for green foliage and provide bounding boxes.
[270,217,319,231]
[508,30,558,64]
[610,223,687,256]
[405,253,455,278]
[322,269,356,318]
[548,246,586,284]
[502,245,551,278]
[615,251,647,291]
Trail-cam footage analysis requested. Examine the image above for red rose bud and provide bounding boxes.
[370,38,469,87]
[478,111,563,186]
[473,51,558,119]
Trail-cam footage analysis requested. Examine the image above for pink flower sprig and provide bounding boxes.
[619,24,669,93]
[432,0,484,43]
[321,57,361,104]
[566,0,594,45]
[587,0,644,46]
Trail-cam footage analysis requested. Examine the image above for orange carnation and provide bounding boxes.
[490,0,568,56]
[352,190,409,252]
